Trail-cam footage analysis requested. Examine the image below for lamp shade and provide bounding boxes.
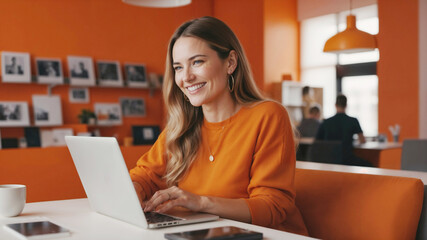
[323,15,377,54]
[122,0,191,8]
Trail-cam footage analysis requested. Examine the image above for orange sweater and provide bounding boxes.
[130,101,307,235]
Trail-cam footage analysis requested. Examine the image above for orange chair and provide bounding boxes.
[295,169,424,240]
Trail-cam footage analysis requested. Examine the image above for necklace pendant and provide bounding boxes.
[209,155,214,162]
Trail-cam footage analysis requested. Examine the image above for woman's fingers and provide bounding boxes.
[144,189,173,212]
[143,187,202,213]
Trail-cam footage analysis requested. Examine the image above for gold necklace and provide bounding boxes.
[206,125,226,162]
[204,106,239,162]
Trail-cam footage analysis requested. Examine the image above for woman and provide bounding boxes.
[130,16,307,235]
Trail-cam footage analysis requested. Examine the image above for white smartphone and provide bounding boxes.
[3,220,71,240]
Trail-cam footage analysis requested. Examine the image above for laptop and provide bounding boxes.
[65,136,219,229]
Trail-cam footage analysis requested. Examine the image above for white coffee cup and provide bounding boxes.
[0,184,26,217]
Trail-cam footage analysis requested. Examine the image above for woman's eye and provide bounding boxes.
[193,60,204,66]
[174,66,182,71]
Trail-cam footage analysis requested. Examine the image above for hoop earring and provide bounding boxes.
[228,74,235,92]
[183,94,190,102]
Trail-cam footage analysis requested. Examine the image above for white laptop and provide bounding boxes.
[65,136,219,229]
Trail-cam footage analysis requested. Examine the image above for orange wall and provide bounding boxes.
[264,0,300,96]
[213,0,265,91]
[0,0,214,143]
[377,0,419,139]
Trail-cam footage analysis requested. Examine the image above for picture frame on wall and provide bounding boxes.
[67,56,96,86]
[94,103,122,126]
[32,95,63,126]
[119,97,146,117]
[97,61,123,87]
[124,63,148,88]
[52,128,73,146]
[36,57,64,84]
[1,51,31,83]
[69,88,89,103]
[132,125,160,145]
[0,101,30,127]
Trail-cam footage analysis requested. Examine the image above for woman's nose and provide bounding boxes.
[182,68,195,83]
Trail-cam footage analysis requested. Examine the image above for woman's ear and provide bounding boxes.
[227,50,238,75]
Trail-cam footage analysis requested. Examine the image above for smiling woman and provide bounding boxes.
[129,16,308,236]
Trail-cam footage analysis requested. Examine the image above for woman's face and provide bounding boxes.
[172,37,234,107]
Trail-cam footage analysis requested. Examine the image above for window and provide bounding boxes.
[300,4,379,137]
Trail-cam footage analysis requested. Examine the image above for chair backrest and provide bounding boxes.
[401,139,427,171]
[295,169,424,240]
[308,140,343,164]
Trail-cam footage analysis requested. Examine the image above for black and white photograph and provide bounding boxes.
[0,101,30,127]
[97,61,123,87]
[32,95,63,126]
[124,63,148,88]
[120,97,146,117]
[36,57,64,84]
[1,51,31,83]
[67,56,96,86]
[69,88,89,103]
[94,103,122,126]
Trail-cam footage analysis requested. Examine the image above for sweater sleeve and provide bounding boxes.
[129,131,168,200]
[243,104,300,230]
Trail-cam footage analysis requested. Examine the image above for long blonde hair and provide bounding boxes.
[163,16,264,186]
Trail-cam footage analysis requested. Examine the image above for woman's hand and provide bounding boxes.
[133,182,146,208]
[143,186,208,213]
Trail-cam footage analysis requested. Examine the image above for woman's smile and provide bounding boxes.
[186,82,206,93]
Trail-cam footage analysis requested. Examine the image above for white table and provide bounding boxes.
[296,160,427,182]
[0,198,315,240]
[298,138,402,150]
[297,138,403,168]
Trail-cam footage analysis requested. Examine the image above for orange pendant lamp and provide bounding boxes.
[323,4,377,53]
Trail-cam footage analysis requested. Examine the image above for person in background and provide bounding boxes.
[298,105,321,138]
[301,86,316,119]
[315,94,372,167]
[129,16,307,235]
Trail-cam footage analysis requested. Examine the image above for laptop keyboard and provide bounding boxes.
[144,211,181,224]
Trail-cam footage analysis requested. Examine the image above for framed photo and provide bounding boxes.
[36,57,64,84]
[119,97,146,117]
[124,63,148,88]
[94,103,122,126]
[1,51,31,83]
[52,128,73,146]
[0,101,30,127]
[132,125,160,145]
[32,95,63,126]
[69,88,89,103]
[67,56,96,86]
[97,61,123,87]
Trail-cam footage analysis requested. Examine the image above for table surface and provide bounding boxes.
[299,138,402,150]
[297,161,427,184]
[0,198,315,240]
